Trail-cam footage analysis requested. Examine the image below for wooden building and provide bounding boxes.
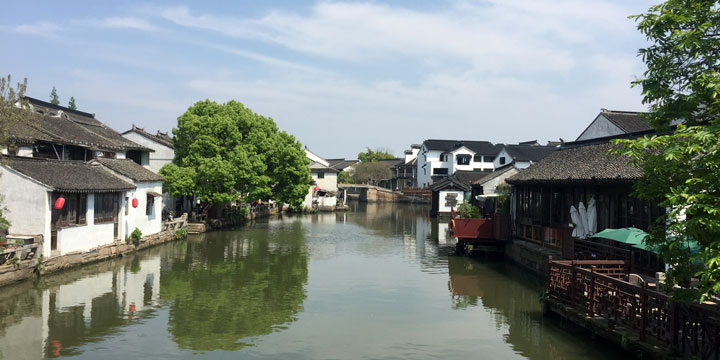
[506,141,664,258]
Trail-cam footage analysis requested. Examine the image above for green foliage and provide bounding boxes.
[161,100,310,207]
[630,1,720,130]
[67,96,77,110]
[496,184,511,214]
[237,205,249,220]
[613,0,720,301]
[337,170,351,184]
[351,161,391,184]
[175,227,188,241]
[130,228,142,243]
[358,147,395,162]
[49,86,59,105]
[457,203,481,218]
[159,230,308,350]
[1,74,33,148]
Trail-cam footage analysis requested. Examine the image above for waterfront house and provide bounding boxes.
[0,99,165,259]
[429,170,490,217]
[326,158,359,174]
[0,156,135,257]
[471,164,519,196]
[303,148,340,210]
[417,139,500,188]
[1,97,153,161]
[391,144,421,190]
[505,139,663,258]
[575,109,651,141]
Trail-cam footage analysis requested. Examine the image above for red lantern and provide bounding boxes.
[54,197,65,210]
[132,198,138,208]
[314,186,319,192]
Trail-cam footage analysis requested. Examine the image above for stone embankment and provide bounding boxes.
[0,216,187,288]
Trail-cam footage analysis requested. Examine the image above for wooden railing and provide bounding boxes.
[547,258,720,359]
[0,243,40,267]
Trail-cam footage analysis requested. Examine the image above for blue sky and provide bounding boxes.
[1,0,657,158]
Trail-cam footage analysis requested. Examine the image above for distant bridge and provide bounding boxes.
[338,184,400,202]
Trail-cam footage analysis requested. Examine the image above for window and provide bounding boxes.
[94,193,118,223]
[499,156,506,165]
[473,155,482,162]
[433,168,449,175]
[485,156,495,162]
[53,193,87,227]
[457,154,471,165]
[318,172,325,179]
[146,194,154,215]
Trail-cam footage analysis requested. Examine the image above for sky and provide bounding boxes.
[1,0,658,159]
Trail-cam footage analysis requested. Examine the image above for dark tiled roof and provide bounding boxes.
[506,143,642,184]
[7,97,153,152]
[378,158,405,168]
[4,156,135,193]
[309,161,339,173]
[95,158,163,182]
[422,139,497,155]
[473,164,516,184]
[122,125,175,149]
[602,110,652,133]
[326,158,359,171]
[430,170,491,191]
[503,145,558,162]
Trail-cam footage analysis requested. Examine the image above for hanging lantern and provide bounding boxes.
[54,197,65,210]
[314,186,319,192]
[132,198,139,208]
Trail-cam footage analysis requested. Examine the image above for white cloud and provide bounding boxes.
[95,17,157,31]
[12,21,62,37]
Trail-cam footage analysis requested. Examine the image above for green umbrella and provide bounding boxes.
[633,236,700,255]
[590,227,648,245]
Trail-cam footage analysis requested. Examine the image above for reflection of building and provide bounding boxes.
[0,254,162,359]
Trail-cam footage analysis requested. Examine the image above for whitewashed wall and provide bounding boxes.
[576,114,623,141]
[123,182,163,239]
[122,132,174,173]
[312,171,337,192]
[0,166,52,255]
[57,193,115,256]
[438,190,466,214]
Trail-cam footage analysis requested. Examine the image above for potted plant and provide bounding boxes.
[129,228,142,246]
[451,203,494,240]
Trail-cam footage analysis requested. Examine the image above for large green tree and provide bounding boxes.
[160,100,310,207]
[614,0,720,300]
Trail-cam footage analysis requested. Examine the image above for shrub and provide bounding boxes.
[457,203,481,218]
[175,227,188,241]
[130,228,142,244]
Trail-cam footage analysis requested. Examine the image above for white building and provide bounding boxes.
[0,98,163,258]
[492,144,558,169]
[302,149,340,209]
[575,109,651,141]
[417,140,499,188]
[121,125,175,173]
[93,158,163,238]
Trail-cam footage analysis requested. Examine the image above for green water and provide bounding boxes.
[0,203,629,359]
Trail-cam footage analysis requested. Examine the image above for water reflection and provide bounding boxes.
[0,203,629,360]
[159,224,308,351]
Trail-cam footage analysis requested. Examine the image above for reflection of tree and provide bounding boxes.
[447,256,627,360]
[159,225,308,351]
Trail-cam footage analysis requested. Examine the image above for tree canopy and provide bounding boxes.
[613,0,720,301]
[351,161,391,185]
[357,147,395,162]
[160,100,310,207]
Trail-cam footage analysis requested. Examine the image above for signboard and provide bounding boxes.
[444,192,458,207]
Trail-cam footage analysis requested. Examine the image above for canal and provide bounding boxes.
[0,203,629,359]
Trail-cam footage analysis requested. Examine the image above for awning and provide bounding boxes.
[147,191,162,197]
